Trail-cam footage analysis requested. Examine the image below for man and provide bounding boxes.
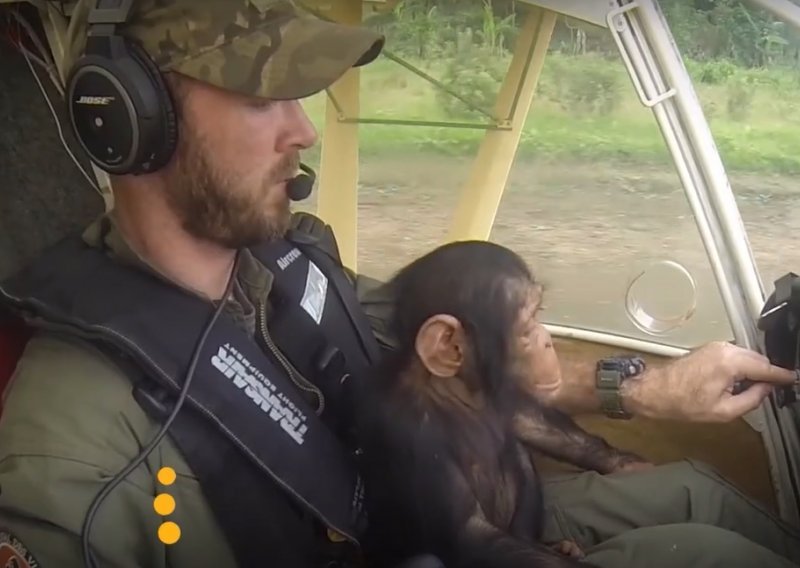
[0,1,797,568]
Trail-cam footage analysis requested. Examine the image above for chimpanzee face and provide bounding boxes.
[510,284,562,389]
[410,277,559,407]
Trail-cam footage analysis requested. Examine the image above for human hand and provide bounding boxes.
[622,341,796,422]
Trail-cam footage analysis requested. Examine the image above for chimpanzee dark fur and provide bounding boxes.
[356,241,638,568]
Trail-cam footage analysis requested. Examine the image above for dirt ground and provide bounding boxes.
[296,154,800,349]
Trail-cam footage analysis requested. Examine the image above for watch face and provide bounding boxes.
[598,369,623,386]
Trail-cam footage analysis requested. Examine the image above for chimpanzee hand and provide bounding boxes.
[611,458,656,474]
[550,540,585,559]
[623,341,796,423]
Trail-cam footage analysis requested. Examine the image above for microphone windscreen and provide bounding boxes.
[287,163,316,202]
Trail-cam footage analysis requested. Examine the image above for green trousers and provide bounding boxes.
[541,460,800,567]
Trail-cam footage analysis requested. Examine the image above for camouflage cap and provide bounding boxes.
[64,0,385,100]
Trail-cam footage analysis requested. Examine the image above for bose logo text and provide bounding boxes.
[75,96,115,105]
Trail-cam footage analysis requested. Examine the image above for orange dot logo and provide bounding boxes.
[153,494,176,516]
[155,467,181,545]
[158,522,181,545]
[158,466,177,486]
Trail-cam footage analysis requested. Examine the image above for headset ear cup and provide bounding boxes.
[125,39,177,172]
[67,35,178,175]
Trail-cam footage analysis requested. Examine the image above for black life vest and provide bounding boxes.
[0,228,384,568]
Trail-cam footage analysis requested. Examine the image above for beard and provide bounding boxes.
[163,124,297,250]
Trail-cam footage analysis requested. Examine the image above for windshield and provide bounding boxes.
[658,1,800,299]
[299,2,743,349]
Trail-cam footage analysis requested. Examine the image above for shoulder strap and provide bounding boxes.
[128,363,340,568]
[284,218,382,366]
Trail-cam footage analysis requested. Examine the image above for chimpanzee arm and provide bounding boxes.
[511,393,645,474]
[432,458,600,568]
[458,506,597,568]
[357,391,598,568]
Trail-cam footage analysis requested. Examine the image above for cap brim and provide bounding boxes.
[167,14,385,100]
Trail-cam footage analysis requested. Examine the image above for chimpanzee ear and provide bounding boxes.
[415,314,465,378]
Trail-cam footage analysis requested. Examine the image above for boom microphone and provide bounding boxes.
[287,163,316,201]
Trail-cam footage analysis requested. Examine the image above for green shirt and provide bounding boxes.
[0,212,394,568]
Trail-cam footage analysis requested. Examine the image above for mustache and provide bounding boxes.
[273,153,301,183]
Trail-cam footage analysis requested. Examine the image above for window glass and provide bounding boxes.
[659,2,800,301]
[300,4,738,348]
[301,0,510,281]
[487,13,733,348]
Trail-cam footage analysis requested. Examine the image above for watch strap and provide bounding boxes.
[596,357,646,419]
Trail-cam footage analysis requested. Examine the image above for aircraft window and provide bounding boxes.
[486,13,736,349]
[297,5,737,349]
[659,3,800,303]
[298,2,506,278]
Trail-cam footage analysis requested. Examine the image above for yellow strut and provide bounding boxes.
[314,1,364,272]
[446,7,556,243]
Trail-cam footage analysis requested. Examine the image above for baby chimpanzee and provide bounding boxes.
[356,241,646,568]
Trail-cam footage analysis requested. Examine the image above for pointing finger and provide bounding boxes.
[734,351,797,385]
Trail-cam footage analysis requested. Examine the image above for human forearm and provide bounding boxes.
[555,342,797,423]
[534,358,692,420]
[524,358,604,416]
[527,356,671,420]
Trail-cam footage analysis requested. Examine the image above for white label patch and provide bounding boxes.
[211,344,308,445]
[300,261,328,325]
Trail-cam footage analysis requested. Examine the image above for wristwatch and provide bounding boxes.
[595,356,646,419]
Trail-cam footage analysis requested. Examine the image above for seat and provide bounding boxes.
[0,10,104,415]
[0,23,104,282]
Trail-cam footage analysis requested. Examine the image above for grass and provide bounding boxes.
[300,52,800,174]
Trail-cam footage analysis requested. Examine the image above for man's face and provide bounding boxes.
[163,73,318,249]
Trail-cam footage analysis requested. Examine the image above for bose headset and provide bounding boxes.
[64,2,314,566]
[65,0,316,198]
